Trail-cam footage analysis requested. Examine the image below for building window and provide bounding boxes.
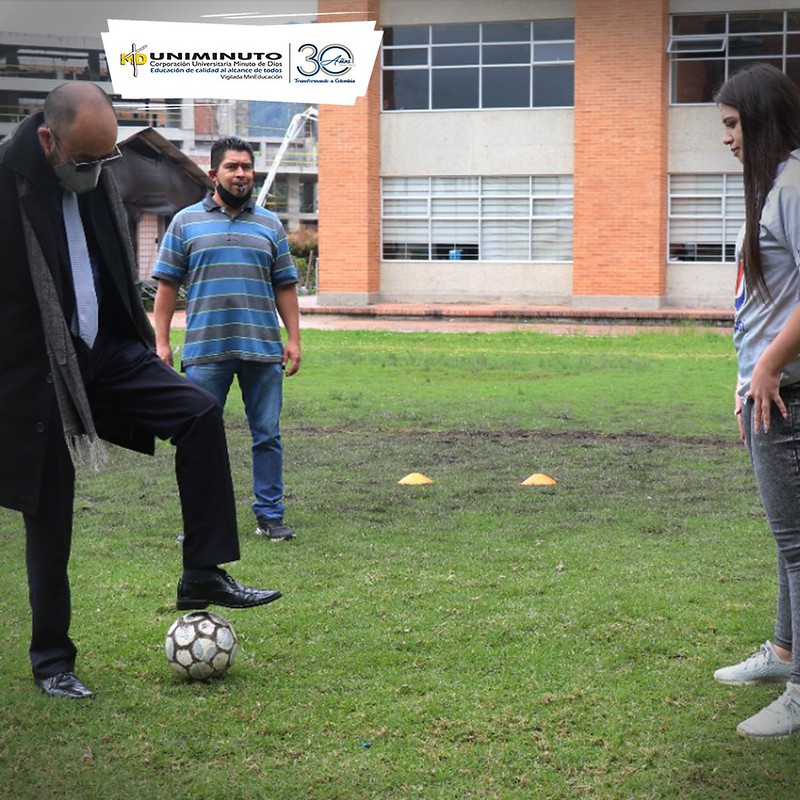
[382,176,573,262]
[669,10,800,103]
[264,175,289,214]
[0,44,108,81]
[382,19,574,111]
[299,178,317,214]
[668,174,744,262]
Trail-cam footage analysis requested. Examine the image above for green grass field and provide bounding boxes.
[1,326,798,799]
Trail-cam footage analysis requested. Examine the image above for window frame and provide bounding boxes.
[381,175,574,263]
[669,11,800,104]
[667,173,744,263]
[382,19,575,112]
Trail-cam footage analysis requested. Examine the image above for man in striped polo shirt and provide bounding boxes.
[152,136,301,542]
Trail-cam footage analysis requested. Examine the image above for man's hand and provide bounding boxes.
[153,278,180,369]
[157,342,173,367]
[282,339,301,376]
[275,283,301,377]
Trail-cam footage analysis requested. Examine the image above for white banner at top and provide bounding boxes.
[102,19,382,104]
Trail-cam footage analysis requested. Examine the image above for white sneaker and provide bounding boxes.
[737,682,800,738]
[713,641,792,686]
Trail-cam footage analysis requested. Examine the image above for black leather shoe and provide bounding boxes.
[36,671,94,699]
[177,567,282,610]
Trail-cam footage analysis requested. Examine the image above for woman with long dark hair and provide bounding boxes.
[711,62,800,737]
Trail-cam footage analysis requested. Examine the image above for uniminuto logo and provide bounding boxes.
[121,43,148,76]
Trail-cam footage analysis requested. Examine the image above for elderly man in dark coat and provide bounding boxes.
[0,82,281,700]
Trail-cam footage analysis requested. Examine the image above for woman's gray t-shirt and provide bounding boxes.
[734,150,800,396]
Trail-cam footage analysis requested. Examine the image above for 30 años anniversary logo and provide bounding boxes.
[121,42,354,80]
[105,19,380,103]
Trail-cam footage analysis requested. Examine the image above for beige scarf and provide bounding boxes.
[17,173,107,470]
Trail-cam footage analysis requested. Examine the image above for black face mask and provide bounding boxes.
[216,182,251,209]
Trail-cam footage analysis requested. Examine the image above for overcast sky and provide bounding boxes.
[0,1,318,36]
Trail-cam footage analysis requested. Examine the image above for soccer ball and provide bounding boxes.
[165,611,238,681]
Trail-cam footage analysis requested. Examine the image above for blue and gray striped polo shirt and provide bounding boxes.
[152,194,298,366]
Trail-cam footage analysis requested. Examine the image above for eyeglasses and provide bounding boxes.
[48,128,122,172]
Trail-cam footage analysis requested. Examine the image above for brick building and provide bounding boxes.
[317,0,800,310]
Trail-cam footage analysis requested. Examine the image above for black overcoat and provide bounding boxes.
[0,112,157,515]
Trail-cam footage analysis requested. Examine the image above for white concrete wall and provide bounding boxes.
[669,106,743,173]
[666,262,736,309]
[381,0,574,26]
[380,261,572,305]
[379,109,572,304]
[670,0,786,13]
[381,109,573,176]
[665,106,742,308]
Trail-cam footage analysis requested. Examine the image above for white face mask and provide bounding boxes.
[53,161,103,194]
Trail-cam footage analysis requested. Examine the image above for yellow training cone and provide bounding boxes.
[398,472,433,485]
[521,473,557,486]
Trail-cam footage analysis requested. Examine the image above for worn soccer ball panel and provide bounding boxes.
[165,611,238,681]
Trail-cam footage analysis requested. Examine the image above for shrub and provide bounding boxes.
[287,228,318,293]
[287,227,318,260]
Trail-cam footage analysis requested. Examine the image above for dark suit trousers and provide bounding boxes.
[23,332,241,679]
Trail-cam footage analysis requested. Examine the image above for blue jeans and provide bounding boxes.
[743,384,800,684]
[185,360,285,521]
